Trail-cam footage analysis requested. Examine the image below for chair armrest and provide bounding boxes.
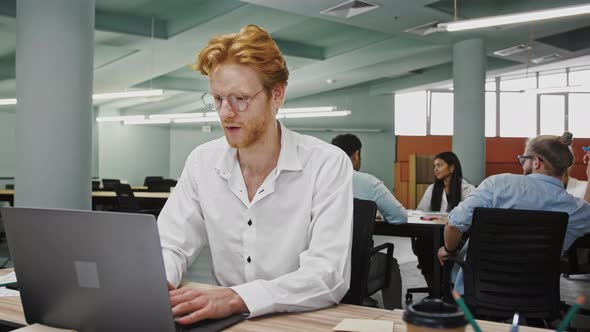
[370,242,394,255]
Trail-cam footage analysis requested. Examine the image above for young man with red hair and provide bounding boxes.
[157,25,353,325]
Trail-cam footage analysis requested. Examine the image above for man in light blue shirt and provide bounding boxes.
[437,132,590,293]
[332,134,406,309]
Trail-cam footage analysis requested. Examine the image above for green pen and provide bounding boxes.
[452,290,482,332]
[556,296,585,332]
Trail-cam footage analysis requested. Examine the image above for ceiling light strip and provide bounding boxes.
[438,4,590,32]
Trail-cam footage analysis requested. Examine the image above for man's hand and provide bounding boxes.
[170,287,248,325]
[437,246,451,266]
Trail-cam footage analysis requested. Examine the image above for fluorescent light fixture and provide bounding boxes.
[149,113,204,120]
[92,89,164,100]
[96,115,145,123]
[493,44,532,57]
[173,117,220,124]
[438,4,590,32]
[123,118,171,125]
[530,53,562,64]
[290,127,383,133]
[205,112,218,117]
[278,106,337,114]
[282,110,351,119]
[0,98,17,106]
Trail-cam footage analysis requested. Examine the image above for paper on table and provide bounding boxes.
[12,324,76,332]
[0,287,19,297]
[0,272,16,286]
[333,319,394,332]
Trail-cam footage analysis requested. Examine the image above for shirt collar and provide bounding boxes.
[527,173,565,188]
[215,121,303,179]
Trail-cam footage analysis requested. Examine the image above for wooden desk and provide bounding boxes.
[374,211,447,298]
[0,270,550,332]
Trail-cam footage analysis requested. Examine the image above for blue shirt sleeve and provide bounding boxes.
[448,176,496,233]
[371,180,408,225]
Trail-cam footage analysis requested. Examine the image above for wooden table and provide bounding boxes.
[374,211,447,299]
[0,270,550,332]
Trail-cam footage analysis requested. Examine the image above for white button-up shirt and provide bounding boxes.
[157,122,353,318]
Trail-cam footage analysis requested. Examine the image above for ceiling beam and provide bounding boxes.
[275,39,325,60]
[0,1,168,39]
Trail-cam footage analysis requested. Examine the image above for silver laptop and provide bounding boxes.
[0,207,244,332]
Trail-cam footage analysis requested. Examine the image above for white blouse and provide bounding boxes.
[417,179,476,212]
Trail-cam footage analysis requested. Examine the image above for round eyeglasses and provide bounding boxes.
[201,88,264,112]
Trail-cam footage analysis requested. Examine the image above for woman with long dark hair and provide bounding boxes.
[417,152,475,212]
[413,152,475,288]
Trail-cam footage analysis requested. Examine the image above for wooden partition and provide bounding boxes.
[394,136,452,208]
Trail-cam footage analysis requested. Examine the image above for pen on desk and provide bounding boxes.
[556,296,585,332]
[510,312,519,332]
[452,290,482,332]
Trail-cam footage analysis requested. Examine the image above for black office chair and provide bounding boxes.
[562,233,590,276]
[102,179,121,191]
[449,207,567,323]
[91,181,100,190]
[5,184,13,190]
[115,184,160,217]
[341,199,394,307]
[144,176,164,187]
[148,179,177,192]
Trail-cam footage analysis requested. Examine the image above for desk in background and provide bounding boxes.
[0,190,169,210]
[374,211,447,299]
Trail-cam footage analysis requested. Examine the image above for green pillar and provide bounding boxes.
[452,38,486,185]
[15,0,95,209]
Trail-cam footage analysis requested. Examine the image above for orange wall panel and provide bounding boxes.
[486,137,526,163]
[396,136,452,162]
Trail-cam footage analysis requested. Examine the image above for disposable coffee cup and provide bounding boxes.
[403,299,467,332]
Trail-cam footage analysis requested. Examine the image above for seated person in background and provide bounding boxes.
[438,132,590,293]
[414,152,475,288]
[157,25,353,324]
[562,157,590,203]
[332,133,406,309]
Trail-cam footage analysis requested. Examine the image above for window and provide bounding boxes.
[500,76,536,91]
[569,94,590,138]
[539,72,567,89]
[569,69,590,87]
[539,94,565,135]
[394,91,426,135]
[429,92,453,135]
[499,92,536,137]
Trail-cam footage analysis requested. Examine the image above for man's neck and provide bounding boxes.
[531,169,562,181]
[238,122,281,175]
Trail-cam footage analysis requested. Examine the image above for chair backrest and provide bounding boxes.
[144,176,164,187]
[148,179,177,192]
[463,207,568,320]
[102,179,121,191]
[115,184,140,212]
[91,181,100,190]
[342,198,377,305]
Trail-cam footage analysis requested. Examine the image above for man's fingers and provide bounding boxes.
[170,289,203,307]
[167,282,176,291]
[175,306,211,325]
[172,295,209,317]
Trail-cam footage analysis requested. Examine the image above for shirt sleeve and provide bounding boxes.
[230,150,353,318]
[371,180,407,224]
[448,176,496,233]
[417,184,433,211]
[157,151,207,287]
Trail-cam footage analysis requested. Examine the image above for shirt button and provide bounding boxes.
[247,256,251,263]
[248,220,252,226]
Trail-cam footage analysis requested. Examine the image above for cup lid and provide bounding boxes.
[403,299,467,329]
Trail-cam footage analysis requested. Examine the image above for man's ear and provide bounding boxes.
[271,83,286,111]
[533,157,542,170]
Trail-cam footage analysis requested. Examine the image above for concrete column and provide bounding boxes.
[452,38,486,185]
[15,0,95,209]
